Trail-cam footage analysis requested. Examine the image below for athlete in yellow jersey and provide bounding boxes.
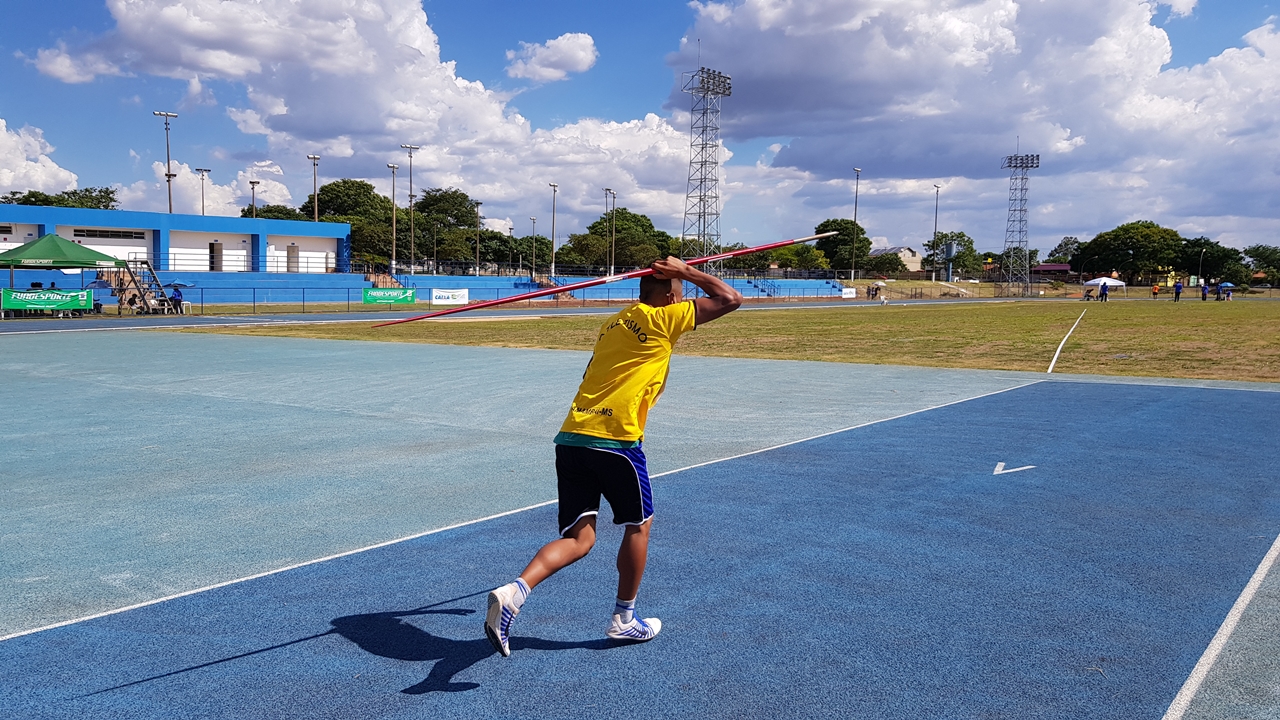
[485,256,743,656]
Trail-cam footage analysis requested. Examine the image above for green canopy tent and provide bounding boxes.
[0,233,127,287]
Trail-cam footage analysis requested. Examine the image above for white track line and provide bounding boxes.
[1047,309,1087,374]
[0,379,1040,644]
[1161,531,1280,720]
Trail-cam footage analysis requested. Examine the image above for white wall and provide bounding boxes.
[169,230,253,273]
[0,223,41,251]
[53,224,149,263]
[266,234,336,273]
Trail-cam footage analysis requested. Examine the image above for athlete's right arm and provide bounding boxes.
[651,256,743,325]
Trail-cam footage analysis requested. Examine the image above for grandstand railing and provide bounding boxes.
[131,253,339,274]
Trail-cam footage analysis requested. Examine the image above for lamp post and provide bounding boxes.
[851,167,861,281]
[387,163,398,275]
[1198,247,1207,286]
[474,200,482,277]
[548,183,558,276]
[248,180,260,219]
[152,111,178,213]
[400,145,419,275]
[530,216,537,281]
[306,154,320,221]
[609,189,618,275]
[603,188,614,275]
[1080,256,1095,293]
[932,184,942,282]
[195,168,211,216]
[408,193,416,274]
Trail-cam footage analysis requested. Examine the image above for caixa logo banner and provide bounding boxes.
[430,289,469,305]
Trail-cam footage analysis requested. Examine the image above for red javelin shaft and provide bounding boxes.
[372,231,837,328]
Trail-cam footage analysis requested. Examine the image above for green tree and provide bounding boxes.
[1047,236,1080,263]
[773,244,829,270]
[863,252,907,274]
[1075,221,1181,283]
[559,233,609,266]
[413,187,480,230]
[720,242,773,271]
[301,179,391,219]
[1,187,119,209]
[1177,236,1247,284]
[241,204,307,220]
[931,231,982,276]
[585,208,676,268]
[814,218,870,275]
[1245,245,1280,284]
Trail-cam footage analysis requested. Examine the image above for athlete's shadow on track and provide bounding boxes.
[330,606,615,694]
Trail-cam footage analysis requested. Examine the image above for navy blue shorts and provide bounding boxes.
[554,444,653,536]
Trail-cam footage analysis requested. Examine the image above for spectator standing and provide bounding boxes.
[170,287,184,314]
[1151,284,1160,300]
[1099,282,1109,302]
[1201,283,1209,301]
[1173,281,1183,302]
[1215,284,1223,301]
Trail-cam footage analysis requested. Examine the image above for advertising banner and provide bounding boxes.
[2,288,93,310]
[362,288,417,304]
[431,288,469,305]
[841,287,858,299]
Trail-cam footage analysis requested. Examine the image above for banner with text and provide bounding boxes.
[362,288,417,305]
[430,288,469,305]
[841,287,858,299]
[2,288,93,310]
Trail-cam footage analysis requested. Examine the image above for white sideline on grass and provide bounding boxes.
[1047,309,1087,374]
[0,380,1042,643]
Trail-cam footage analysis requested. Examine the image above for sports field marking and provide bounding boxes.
[1160,530,1280,720]
[0,379,1041,645]
[992,462,1035,475]
[1046,308,1086,373]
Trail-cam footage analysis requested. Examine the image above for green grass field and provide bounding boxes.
[175,299,1280,383]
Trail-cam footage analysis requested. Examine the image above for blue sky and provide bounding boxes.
[2,1,1278,253]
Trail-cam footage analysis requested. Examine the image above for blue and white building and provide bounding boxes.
[0,205,351,274]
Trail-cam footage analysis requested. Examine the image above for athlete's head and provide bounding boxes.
[639,274,683,307]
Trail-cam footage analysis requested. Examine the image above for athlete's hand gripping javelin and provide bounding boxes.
[649,256,743,326]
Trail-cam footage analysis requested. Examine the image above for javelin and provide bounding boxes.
[372,231,838,327]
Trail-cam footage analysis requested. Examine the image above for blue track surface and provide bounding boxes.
[3,381,1279,718]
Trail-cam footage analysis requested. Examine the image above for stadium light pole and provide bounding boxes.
[851,168,861,281]
[195,168,211,216]
[1198,247,1207,286]
[610,189,618,275]
[408,193,416,274]
[306,154,320,221]
[401,145,419,275]
[549,183,558,276]
[387,164,398,276]
[603,188,613,275]
[474,200,482,277]
[932,184,942,282]
[530,216,537,281]
[152,111,178,213]
[248,180,260,219]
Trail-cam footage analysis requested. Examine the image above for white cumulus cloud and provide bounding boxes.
[505,32,599,82]
[0,119,79,194]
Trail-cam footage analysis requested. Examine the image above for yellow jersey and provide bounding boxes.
[558,300,697,442]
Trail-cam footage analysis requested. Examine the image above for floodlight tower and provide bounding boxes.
[1000,153,1039,297]
[681,67,731,272]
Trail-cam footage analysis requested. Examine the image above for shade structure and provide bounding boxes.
[0,234,127,269]
[1084,277,1126,287]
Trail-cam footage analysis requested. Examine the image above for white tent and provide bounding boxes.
[1084,276,1127,297]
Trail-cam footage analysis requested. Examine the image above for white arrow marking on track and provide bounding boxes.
[993,462,1036,475]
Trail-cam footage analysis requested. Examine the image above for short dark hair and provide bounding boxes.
[639,275,676,301]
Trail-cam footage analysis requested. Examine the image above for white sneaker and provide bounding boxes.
[485,584,520,657]
[607,613,662,642]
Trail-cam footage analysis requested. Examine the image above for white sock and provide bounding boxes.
[614,596,636,623]
[511,578,531,609]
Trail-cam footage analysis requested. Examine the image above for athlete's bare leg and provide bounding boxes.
[519,515,596,589]
[616,520,651,600]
